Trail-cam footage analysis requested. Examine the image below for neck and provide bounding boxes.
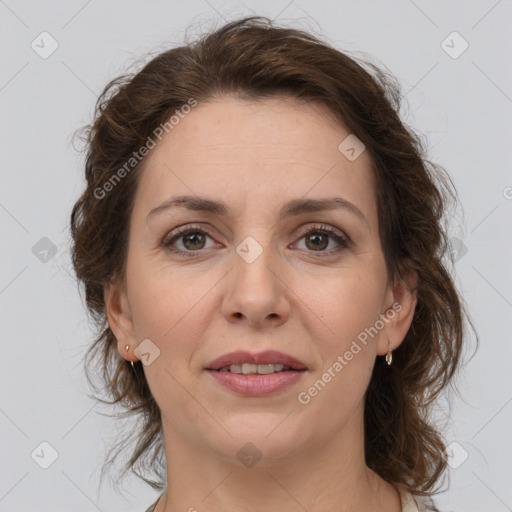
[154,405,401,512]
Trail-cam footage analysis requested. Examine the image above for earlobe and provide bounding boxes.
[104,281,138,361]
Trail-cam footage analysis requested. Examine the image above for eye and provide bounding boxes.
[162,224,218,256]
[293,224,350,255]
[162,223,350,258]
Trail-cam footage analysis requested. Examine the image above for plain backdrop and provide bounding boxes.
[1,1,511,511]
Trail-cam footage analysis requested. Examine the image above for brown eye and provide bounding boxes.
[181,232,207,250]
[305,232,329,251]
[294,225,350,255]
[162,225,218,256]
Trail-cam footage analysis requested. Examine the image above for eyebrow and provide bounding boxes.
[147,195,368,226]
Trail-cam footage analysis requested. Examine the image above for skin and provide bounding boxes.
[105,95,418,512]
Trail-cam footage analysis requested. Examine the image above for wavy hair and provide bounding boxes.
[70,16,476,506]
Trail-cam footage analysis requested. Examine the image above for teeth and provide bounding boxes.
[242,363,258,374]
[218,363,291,374]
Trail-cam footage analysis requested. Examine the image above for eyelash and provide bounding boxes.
[162,223,350,258]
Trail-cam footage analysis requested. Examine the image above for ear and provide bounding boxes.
[104,280,138,362]
[376,259,418,356]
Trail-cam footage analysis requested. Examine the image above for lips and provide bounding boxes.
[206,350,308,371]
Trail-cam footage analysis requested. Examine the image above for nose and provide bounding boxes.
[221,240,291,329]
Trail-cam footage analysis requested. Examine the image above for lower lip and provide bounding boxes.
[205,369,306,396]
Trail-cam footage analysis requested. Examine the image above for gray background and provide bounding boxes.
[1,1,511,511]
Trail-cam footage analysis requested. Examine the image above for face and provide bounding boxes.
[106,95,416,465]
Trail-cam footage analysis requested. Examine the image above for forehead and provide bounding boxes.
[157,95,361,162]
[134,95,377,225]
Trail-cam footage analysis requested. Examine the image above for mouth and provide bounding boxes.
[210,363,304,374]
[205,350,308,372]
[204,350,308,396]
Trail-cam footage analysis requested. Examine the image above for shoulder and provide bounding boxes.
[144,499,159,512]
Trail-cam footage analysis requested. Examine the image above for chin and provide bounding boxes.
[202,415,312,466]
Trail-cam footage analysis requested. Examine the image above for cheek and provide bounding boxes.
[126,246,205,334]
[126,255,221,375]
[296,273,380,418]
[128,263,215,416]
[300,269,386,356]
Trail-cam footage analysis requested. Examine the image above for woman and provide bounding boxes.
[70,16,474,512]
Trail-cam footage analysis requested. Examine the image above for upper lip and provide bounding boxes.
[206,350,308,371]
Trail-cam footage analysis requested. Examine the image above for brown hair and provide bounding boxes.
[70,15,476,505]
